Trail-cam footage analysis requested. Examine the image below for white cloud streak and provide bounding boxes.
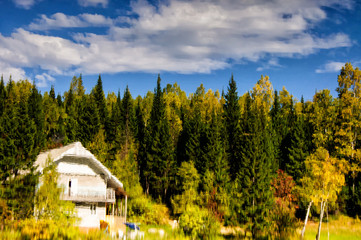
[35,73,55,87]
[1,0,355,86]
[12,0,36,9]
[316,61,345,73]
[29,13,115,31]
[78,0,108,8]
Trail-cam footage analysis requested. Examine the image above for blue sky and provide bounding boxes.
[0,0,360,100]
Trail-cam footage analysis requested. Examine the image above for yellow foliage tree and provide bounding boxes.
[299,148,348,240]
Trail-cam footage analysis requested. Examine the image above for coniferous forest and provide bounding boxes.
[1,62,361,239]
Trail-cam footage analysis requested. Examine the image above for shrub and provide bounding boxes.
[179,205,220,240]
[128,194,169,225]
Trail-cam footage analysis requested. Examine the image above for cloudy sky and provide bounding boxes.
[0,0,360,99]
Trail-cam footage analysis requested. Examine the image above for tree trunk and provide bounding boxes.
[316,200,326,240]
[301,200,313,239]
[326,202,329,240]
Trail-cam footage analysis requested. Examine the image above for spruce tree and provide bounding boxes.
[238,93,273,238]
[121,85,135,150]
[143,75,175,202]
[0,85,38,218]
[0,76,5,116]
[76,94,100,146]
[64,88,78,143]
[28,83,45,151]
[286,112,308,183]
[49,85,56,100]
[93,75,108,128]
[223,75,242,180]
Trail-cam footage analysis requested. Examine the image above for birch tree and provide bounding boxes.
[299,148,348,240]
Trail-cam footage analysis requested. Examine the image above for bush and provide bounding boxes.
[179,205,220,240]
[128,194,169,225]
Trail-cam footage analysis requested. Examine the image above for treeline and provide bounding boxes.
[0,63,361,238]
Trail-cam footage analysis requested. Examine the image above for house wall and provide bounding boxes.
[57,162,107,198]
[75,202,106,228]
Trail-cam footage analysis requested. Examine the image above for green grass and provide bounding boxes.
[301,215,361,240]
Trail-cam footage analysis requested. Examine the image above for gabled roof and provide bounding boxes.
[35,142,123,190]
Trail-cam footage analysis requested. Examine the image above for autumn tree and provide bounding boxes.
[334,63,361,215]
[299,148,348,239]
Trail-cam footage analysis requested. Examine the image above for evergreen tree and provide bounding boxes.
[0,76,5,116]
[143,75,175,202]
[49,85,56,100]
[121,85,135,150]
[76,94,100,146]
[28,83,45,151]
[93,75,108,127]
[286,112,308,183]
[106,90,122,162]
[0,85,38,218]
[56,93,63,107]
[270,90,283,170]
[238,93,274,238]
[64,88,77,143]
[223,75,242,180]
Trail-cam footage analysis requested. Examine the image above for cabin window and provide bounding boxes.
[90,204,97,215]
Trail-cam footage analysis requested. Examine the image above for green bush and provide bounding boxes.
[128,194,169,225]
[179,205,220,240]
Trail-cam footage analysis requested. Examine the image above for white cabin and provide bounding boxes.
[35,142,127,232]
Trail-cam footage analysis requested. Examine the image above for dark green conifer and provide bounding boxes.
[223,75,242,180]
[143,75,175,202]
[28,83,45,151]
[238,93,274,238]
[93,75,108,127]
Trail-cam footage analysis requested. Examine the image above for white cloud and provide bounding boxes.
[13,0,36,9]
[78,0,108,8]
[0,62,27,82]
[35,73,55,87]
[1,0,355,78]
[257,59,282,72]
[29,13,115,31]
[316,61,345,73]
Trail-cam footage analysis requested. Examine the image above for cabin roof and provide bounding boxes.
[35,142,123,190]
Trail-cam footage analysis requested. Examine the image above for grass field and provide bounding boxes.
[301,215,361,240]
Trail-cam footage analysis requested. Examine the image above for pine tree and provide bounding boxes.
[270,90,283,171]
[56,93,63,107]
[238,93,274,238]
[93,75,108,127]
[223,75,242,180]
[143,75,175,202]
[0,76,5,116]
[28,83,45,151]
[76,94,100,146]
[286,112,308,183]
[64,88,78,143]
[0,84,38,218]
[49,85,56,100]
[121,85,135,151]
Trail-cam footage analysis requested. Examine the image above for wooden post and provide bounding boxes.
[121,198,123,217]
[124,195,127,223]
[112,202,115,216]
